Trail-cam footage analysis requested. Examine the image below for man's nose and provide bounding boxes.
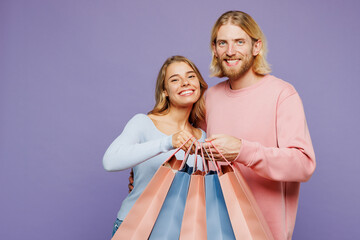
[226,43,235,56]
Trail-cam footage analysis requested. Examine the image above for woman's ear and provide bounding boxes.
[163,90,168,97]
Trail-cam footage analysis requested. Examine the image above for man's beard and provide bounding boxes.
[219,55,255,80]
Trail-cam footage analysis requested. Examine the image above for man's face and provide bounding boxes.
[213,23,257,80]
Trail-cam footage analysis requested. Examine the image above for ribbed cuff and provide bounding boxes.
[160,135,174,152]
[235,139,258,167]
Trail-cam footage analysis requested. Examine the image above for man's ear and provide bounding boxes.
[212,42,218,58]
[253,39,262,56]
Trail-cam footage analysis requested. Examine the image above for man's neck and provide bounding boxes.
[229,68,263,90]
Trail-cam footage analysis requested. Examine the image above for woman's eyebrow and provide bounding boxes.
[169,71,195,79]
[168,74,179,79]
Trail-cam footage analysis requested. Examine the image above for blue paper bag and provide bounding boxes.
[205,170,236,240]
[149,165,193,239]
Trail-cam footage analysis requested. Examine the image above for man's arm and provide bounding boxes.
[205,93,316,182]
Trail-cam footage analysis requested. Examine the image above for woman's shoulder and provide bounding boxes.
[129,113,150,121]
[122,113,159,138]
[126,113,153,127]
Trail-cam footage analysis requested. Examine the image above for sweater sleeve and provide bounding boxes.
[235,91,316,182]
[102,114,174,171]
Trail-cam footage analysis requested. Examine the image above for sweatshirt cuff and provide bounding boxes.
[160,135,174,152]
[235,139,258,167]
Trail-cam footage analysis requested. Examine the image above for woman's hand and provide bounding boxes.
[172,130,196,152]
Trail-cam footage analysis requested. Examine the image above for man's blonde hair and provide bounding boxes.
[210,11,271,77]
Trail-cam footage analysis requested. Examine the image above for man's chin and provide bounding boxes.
[221,63,253,80]
[223,68,243,80]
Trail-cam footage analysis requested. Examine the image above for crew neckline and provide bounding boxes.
[224,74,271,97]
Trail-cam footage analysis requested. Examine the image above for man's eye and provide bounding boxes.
[218,41,226,46]
[237,40,244,45]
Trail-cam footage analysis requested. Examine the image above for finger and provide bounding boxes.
[183,129,194,138]
[206,143,217,153]
[178,133,191,148]
[182,136,194,148]
[190,144,197,154]
[184,138,192,149]
[213,153,225,161]
[174,133,185,149]
[204,137,213,142]
[208,141,222,154]
[205,134,222,142]
[180,137,190,152]
[202,141,211,149]
[181,146,187,153]
[203,152,214,161]
[206,146,224,161]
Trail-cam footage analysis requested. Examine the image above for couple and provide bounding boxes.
[103,11,316,240]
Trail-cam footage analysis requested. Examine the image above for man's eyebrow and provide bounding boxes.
[217,38,246,42]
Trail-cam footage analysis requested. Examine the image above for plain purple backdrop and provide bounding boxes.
[1,0,359,239]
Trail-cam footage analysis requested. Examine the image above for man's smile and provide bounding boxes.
[224,59,240,66]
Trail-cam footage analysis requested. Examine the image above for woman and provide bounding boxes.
[102,55,208,237]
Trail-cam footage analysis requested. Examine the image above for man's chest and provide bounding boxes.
[206,96,278,145]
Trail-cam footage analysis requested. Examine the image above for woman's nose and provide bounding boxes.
[181,78,189,86]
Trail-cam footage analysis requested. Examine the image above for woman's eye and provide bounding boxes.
[188,75,196,79]
[218,41,226,46]
[237,40,244,45]
[170,78,178,82]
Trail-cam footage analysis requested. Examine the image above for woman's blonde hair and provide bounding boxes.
[210,11,271,77]
[148,55,208,127]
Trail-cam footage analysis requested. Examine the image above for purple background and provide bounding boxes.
[1,0,359,239]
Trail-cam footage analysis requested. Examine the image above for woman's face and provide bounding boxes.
[164,61,201,109]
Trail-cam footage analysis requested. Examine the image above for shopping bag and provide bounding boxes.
[150,142,201,239]
[149,164,192,239]
[179,144,207,240]
[209,142,274,240]
[205,170,236,240]
[111,139,194,240]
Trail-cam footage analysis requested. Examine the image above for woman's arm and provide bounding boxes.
[102,114,173,171]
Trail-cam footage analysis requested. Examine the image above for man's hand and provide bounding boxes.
[203,134,242,162]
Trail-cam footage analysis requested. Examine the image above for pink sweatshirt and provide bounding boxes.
[205,74,316,240]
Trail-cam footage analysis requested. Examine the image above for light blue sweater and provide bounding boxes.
[103,113,206,220]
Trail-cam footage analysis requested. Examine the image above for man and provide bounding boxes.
[204,11,316,240]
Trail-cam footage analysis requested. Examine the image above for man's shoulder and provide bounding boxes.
[266,75,297,94]
[207,80,227,95]
[266,75,299,102]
